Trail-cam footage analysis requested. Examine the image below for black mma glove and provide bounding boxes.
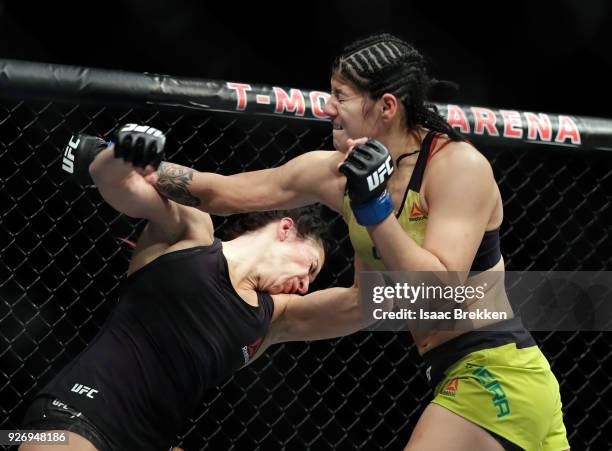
[339,139,394,226]
[61,134,109,185]
[113,124,166,169]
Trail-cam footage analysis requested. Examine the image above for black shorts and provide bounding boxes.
[21,396,112,451]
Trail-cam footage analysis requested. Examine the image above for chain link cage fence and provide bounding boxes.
[1,62,612,450]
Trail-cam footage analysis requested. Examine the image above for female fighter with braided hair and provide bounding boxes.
[146,34,570,450]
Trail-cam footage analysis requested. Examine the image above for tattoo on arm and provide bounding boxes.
[154,162,201,207]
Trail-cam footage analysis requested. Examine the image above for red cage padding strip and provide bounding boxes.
[1,58,611,151]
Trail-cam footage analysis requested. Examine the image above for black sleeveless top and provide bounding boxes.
[37,239,274,450]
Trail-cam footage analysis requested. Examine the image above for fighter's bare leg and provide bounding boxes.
[19,430,97,451]
[18,432,185,451]
[404,403,505,451]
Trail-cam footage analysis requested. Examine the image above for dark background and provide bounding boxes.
[1,0,611,118]
[1,1,612,450]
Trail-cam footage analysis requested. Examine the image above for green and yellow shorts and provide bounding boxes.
[422,318,570,451]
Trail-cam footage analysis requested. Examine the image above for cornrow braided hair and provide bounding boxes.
[332,33,463,141]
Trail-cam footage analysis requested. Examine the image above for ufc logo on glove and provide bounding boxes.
[61,135,81,174]
[367,155,394,191]
[120,123,164,137]
[340,139,395,226]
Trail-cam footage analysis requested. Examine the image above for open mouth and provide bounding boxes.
[332,123,343,130]
[284,278,301,294]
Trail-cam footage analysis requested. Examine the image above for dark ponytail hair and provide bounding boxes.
[332,33,463,141]
[223,205,329,252]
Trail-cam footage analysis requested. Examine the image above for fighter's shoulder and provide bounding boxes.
[428,139,492,175]
[129,212,214,276]
[177,204,214,241]
[146,201,214,244]
[423,139,496,204]
[269,293,292,322]
[264,292,299,344]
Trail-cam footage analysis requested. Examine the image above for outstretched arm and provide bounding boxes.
[263,256,386,345]
[145,150,347,215]
[270,286,364,343]
[245,257,390,365]
[244,284,364,366]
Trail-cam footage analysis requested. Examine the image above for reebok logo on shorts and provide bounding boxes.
[440,377,459,398]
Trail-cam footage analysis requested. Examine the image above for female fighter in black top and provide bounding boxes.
[20,125,368,451]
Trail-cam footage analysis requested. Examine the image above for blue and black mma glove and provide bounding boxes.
[339,139,395,226]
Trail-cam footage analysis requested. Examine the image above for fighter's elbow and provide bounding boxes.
[341,287,368,328]
[88,158,106,186]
